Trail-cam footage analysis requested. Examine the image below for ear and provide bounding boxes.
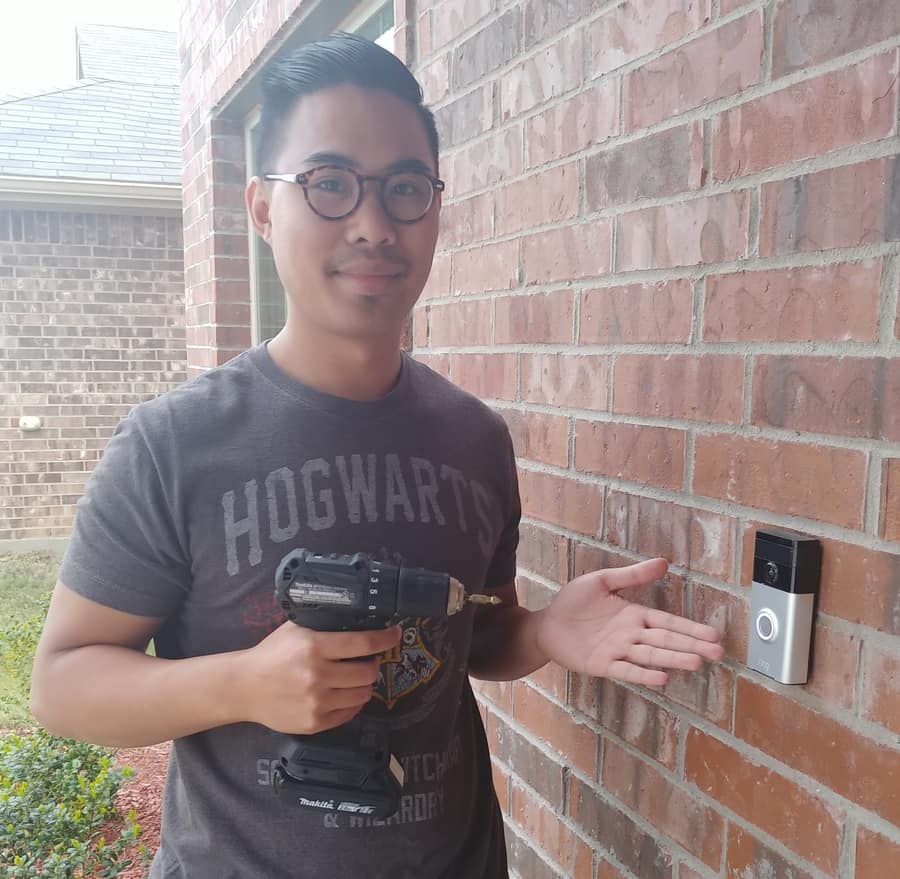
[246,177,272,243]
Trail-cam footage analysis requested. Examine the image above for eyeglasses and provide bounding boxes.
[264,165,445,224]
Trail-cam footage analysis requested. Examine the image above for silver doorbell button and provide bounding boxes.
[747,529,821,685]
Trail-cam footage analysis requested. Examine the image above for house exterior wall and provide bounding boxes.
[180,1,900,877]
[0,208,186,541]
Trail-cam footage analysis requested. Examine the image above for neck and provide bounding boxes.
[266,325,404,401]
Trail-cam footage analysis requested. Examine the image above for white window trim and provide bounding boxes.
[338,0,392,36]
[244,104,264,345]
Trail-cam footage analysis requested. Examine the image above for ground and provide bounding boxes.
[113,742,169,876]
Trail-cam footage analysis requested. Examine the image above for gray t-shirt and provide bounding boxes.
[60,344,520,879]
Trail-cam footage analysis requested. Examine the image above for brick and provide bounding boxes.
[586,122,704,210]
[580,280,693,344]
[501,30,584,121]
[714,53,898,180]
[590,0,712,77]
[518,521,568,584]
[597,861,627,879]
[753,356,900,441]
[691,582,748,663]
[471,677,513,714]
[604,491,736,580]
[625,12,764,130]
[510,784,593,879]
[685,726,843,873]
[417,52,450,103]
[504,409,570,468]
[518,469,603,537]
[573,542,686,617]
[438,191,492,248]
[602,740,724,868]
[614,353,744,424]
[881,458,900,542]
[735,676,900,825]
[803,624,859,710]
[725,825,816,879]
[523,221,612,285]
[434,85,493,148]
[495,162,579,235]
[521,352,609,411]
[490,758,509,814]
[616,191,750,271]
[856,826,900,879]
[570,676,679,768]
[412,353,450,377]
[693,434,867,529]
[451,240,518,295]
[569,776,674,879]
[704,261,882,343]
[527,79,619,167]
[741,523,900,635]
[773,0,900,76]
[760,157,900,256]
[492,717,566,809]
[575,420,686,490]
[427,299,492,347]
[494,290,575,344]
[421,251,450,300]
[506,831,561,879]
[861,644,900,735]
[452,8,521,90]
[448,352,516,400]
[432,0,493,40]
[524,0,606,49]
[664,663,734,727]
[528,661,568,703]
[443,126,523,197]
[512,683,598,775]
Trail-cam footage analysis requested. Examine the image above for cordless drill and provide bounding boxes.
[272,548,499,818]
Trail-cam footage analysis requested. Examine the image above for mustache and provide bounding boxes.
[325,248,409,274]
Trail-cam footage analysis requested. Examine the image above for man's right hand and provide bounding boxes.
[238,621,403,734]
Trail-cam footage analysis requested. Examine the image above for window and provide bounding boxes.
[245,1,395,344]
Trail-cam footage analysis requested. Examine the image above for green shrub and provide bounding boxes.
[0,595,51,727]
[0,729,145,877]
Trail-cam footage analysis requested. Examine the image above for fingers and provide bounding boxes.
[644,608,724,644]
[606,660,669,688]
[315,625,402,661]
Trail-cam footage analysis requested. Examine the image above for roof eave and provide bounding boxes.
[0,175,182,215]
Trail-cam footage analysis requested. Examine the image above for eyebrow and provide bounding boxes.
[302,152,434,175]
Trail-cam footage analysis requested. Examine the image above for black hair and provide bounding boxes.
[256,32,440,175]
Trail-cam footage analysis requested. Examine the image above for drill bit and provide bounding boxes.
[466,593,502,606]
[446,578,502,614]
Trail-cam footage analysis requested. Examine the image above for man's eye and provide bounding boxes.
[312,177,349,193]
[390,177,425,197]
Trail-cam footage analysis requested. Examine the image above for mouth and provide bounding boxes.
[332,263,406,293]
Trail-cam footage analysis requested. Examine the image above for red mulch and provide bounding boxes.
[110,741,170,877]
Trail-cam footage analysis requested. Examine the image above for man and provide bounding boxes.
[31,34,724,878]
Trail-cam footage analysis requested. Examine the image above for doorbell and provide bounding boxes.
[747,528,821,685]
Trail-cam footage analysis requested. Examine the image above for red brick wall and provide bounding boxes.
[179,0,900,876]
[0,208,186,541]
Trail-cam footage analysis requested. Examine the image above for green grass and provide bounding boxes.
[0,551,59,730]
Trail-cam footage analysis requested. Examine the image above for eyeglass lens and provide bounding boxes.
[306,168,435,222]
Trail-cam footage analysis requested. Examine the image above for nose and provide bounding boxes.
[344,179,397,246]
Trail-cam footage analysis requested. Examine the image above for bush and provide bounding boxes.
[0,729,145,877]
[0,595,50,727]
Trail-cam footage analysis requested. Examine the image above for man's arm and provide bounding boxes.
[467,560,725,686]
[31,581,401,748]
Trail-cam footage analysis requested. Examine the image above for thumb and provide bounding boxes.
[600,557,669,593]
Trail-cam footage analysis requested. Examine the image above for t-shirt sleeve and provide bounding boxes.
[59,411,191,617]
[483,428,521,590]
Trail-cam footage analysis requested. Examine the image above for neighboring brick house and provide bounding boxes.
[0,24,186,546]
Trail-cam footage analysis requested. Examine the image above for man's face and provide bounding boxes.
[248,84,441,342]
